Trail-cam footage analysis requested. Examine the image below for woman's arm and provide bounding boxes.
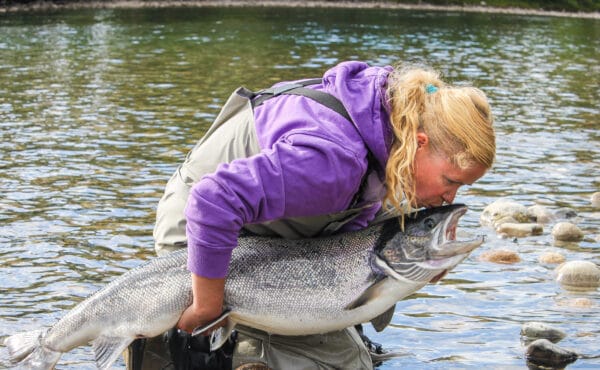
[185,134,368,279]
[176,273,226,334]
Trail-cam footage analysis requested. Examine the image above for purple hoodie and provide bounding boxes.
[185,61,394,278]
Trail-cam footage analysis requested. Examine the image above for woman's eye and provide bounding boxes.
[445,177,457,185]
[424,218,436,229]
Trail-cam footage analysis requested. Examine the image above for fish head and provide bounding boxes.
[375,204,484,284]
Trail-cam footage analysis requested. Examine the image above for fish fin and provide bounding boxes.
[344,278,389,310]
[4,329,46,363]
[16,347,61,370]
[191,308,231,337]
[370,304,396,332]
[4,329,61,369]
[92,336,132,370]
[209,319,236,351]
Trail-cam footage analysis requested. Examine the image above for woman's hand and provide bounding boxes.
[177,273,226,334]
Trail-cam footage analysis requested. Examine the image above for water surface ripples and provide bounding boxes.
[1,6,598,369]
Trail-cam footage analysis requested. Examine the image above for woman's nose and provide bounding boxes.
[443,188,458,204]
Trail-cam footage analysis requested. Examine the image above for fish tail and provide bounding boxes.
[3,329,61,369]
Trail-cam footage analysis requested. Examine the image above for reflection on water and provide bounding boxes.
[1,6,599,369]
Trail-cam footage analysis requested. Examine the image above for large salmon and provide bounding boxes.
[4,204,483,369]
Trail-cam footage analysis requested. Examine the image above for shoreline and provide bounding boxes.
[1,0,599,19]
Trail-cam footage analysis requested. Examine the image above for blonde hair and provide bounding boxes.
[384,64,496,215]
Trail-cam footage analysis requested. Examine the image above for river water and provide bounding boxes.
[0,5,598,369]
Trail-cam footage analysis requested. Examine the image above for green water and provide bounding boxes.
[1,6,599,369]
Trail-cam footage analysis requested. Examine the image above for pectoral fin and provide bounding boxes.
[92,336,132,370]
[344,277,388,311]
[370,304,396,332]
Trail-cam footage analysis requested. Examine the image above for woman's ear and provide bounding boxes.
[416,132,429,149]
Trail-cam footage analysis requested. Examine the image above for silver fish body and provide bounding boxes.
[4,204,483,369]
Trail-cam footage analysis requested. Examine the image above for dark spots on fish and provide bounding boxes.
[374,219,402,254]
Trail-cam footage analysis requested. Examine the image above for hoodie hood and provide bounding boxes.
[322,61,394,177]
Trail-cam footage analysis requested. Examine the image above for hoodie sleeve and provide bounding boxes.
[185,132,367,278]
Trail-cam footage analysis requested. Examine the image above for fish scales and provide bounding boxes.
[226,225,383,328]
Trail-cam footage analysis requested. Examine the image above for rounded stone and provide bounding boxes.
[479,249,521,264]
[480,200,530,227]
[527,205,555,224]
[560,298,594,308]
[496,222,543,237]
[521,322,566,343]
[538,252,565,264]
[555,260,600,290]
[591,192,600,208]
[525,339,578,368]
[551,222,584,242]
[555,207,577,219]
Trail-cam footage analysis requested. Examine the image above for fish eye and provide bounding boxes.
[424,218,436,229]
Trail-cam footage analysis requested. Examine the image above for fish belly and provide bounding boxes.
[228,276,424,335]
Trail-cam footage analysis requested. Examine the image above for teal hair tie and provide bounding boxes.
[425,84,438,94]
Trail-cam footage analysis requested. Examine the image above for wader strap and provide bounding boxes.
[249,78,353,123]
[241,78,378,210]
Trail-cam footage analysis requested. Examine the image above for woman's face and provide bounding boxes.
[413,133,488,208]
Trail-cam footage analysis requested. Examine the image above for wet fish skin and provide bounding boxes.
[3,204,483,369]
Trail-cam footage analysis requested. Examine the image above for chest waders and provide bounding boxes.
[128,80,376,370]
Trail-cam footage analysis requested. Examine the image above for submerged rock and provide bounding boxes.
[525,339,578,368]
[557,297,594,308]
[538,252,565,264]
[527,205,555,224]
[521,322,566,343]
[496,222,543,237]
[555,260,600,290]
[480,200,532,227]
[479,249,521,264]
[552,222,584,242]
[481,200,547,238]
[492,215,521,226]
[591,192,600,208]
[554,207,578,220]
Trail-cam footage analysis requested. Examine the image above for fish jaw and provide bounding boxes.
[432,237,485,258]
[416,246,477,283]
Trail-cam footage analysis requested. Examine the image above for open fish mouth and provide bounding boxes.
[422,206,485,273]
[434,206,484,257]
[411,206,485,283]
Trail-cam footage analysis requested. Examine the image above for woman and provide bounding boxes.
[145,61,495,369]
